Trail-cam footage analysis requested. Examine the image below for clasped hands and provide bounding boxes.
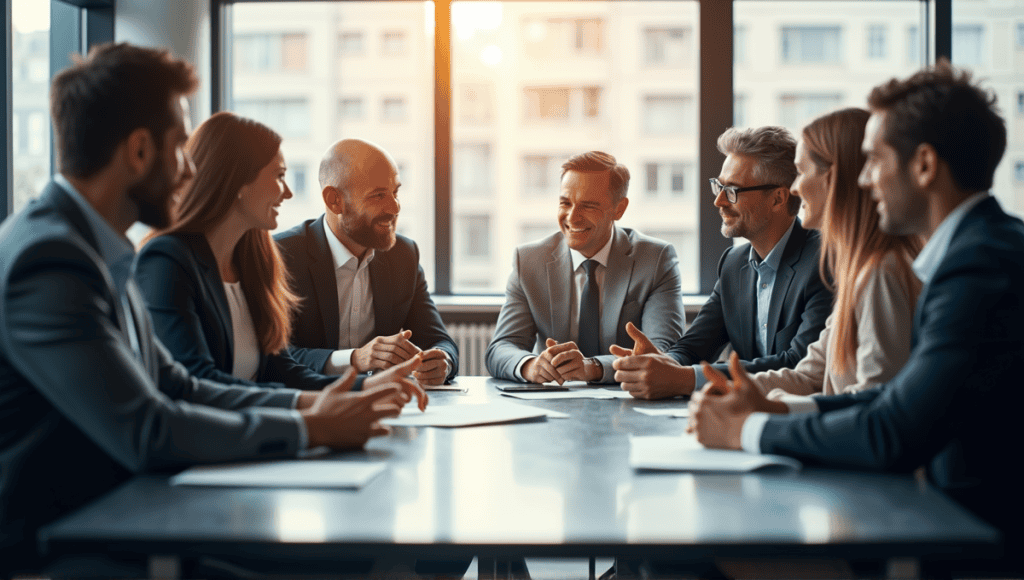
[521,338,601,384]
[352,329,450,386]
[298,354,428,450]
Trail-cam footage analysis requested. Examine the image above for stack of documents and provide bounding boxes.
[381,400,564,427]
[629,435,802,472]
[171,460,386,488]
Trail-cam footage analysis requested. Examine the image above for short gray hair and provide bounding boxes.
[717,126,799,214]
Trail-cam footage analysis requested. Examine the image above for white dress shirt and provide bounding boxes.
[323,224,376,374]
[739,192,992,453]
[224,281,260,381]
[514,233,614,381]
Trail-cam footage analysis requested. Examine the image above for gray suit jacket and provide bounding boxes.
[485,227,684,383]
[0,183,304,572]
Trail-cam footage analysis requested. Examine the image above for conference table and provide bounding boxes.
[39,376,1000,579]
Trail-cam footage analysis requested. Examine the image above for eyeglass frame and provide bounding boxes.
[708,177,783,204]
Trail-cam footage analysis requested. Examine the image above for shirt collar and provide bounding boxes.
[749,218,796,272]
[570,227,616,271]
[54,174,136,289]
[912,191,990,284]
[325,218,374,271]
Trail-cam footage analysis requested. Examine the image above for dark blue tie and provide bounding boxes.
[578,259,601,358]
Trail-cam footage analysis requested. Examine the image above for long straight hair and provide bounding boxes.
[152,111,298,355]
[805,108,923,375]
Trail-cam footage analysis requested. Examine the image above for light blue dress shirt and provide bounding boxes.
[739,192,991,453]
[691,219,796,390]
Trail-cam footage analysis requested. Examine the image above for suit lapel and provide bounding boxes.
[547,239,573,342]
[766,223,805,353]
[736,256,757,356]
[601,228,634,352]
[310,218,341,348]
[190,234,235,367]
[369,251,389,336]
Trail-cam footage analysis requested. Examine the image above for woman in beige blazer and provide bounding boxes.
[751,108,922,398]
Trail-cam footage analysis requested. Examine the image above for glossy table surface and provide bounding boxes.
[40,377,999,563]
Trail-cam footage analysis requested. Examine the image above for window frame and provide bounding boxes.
[168,0,945,295]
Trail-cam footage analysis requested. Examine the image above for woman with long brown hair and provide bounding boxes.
[134,111,425,401]
[750,107,922,398]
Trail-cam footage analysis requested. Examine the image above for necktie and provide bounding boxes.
[577,259,600,358]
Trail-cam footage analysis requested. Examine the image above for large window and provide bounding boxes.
[11,0,50,213]
[228,2,436,288]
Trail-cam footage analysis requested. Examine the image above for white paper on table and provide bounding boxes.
[629,435,802,472]
[634,407,690,418]
[380,400,550,427]
[170,460,386,489]
[500,388,634,400]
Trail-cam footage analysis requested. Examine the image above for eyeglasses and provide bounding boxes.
[708,178,782,204]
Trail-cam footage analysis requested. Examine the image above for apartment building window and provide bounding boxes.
[338,97,364,121]
[867,24,887,59]
[11,2,51,212]
[645,162,690,198]
[953,24,983,66]
[289,165,307,199]
[522,155,570,198]
[907,26,921,64]
[234,98,310,138]
[1016,162,1024,184]
[779,94,843,131]
[455,144,492,199]
[382,30,408,56]
[460,83,493,124]
[1017,23,1024,49]
[338,31,364,56]
[235,32,307,72]
[460,215,491,259]
[523,86,601,122]
[642,95,694,136]
[523,17,604,58]
[734,94,746,127]
[519,223,554,246]
[734,25,746,65]
[643,27,692,67]
[781,26,842,64]
[381,97,408,123]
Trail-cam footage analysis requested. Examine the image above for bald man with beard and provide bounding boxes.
[276,139,459,386]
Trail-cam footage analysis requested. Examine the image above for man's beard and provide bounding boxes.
[127,155,173,229]
[341,203,397,251]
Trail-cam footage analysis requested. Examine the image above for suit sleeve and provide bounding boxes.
[262,349,339,391]
[667,248,732,366]
[403,241,459,380]
[485,248,538,381]
[134,241,289,389]
[758,241,1009,471]
[753,318,830,397]
[2,240,304,472]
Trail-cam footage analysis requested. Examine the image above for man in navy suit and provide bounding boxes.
[690,60,1023,569]
[276,139,458,386]
[612,127,831,399]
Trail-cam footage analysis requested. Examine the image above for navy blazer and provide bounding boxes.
[0,184,304,573]
[760,197,1024,551]
[669,219,832,375]
[275,216,458,380]
[134,233,338,391]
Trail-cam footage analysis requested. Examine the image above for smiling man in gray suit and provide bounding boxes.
[485,151,684,384]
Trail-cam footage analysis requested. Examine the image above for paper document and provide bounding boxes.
[630,436,802,472]
[501,388,634,400]
[634,407,690,418]
[171,460,386,489]
[381,401,550,427]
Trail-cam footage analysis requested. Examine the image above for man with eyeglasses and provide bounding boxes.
[611,126,831,399]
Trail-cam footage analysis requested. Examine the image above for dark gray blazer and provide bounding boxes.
[0,183,304,573]
[668,219,832,375]
[275,216,458,380]
[759,197,1024,554]
[134,232,337,391]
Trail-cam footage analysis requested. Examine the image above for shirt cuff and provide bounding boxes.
[691,364,707,391]
[324,349,356,375]
[514,355,536,382]
[741,412,771,454]
[782,396,820,415]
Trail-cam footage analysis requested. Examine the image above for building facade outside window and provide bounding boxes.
[781,25,842,64]
[867,24,887,59]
